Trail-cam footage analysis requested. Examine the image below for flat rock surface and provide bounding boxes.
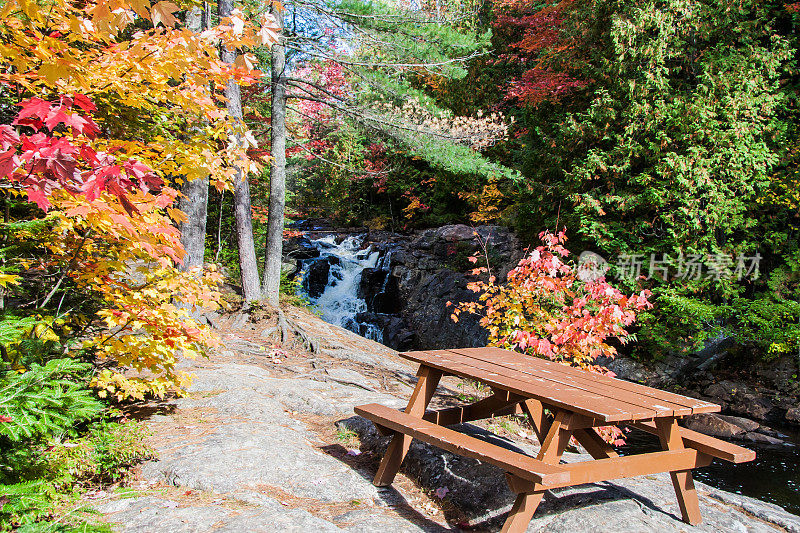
[95,308,800,532]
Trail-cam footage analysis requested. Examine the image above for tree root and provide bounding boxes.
[274,307,320,354]
[276,308,290,345]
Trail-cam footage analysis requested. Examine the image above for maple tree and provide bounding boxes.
[0,0,279,400]
[453,230,651,444]
[454,230,651,372]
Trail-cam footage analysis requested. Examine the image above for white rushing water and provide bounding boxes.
[298,235,384,342]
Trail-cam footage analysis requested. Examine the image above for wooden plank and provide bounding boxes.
[657,418,702,525]
[572,428,618,459]
[630,420,756,463]
[373,366,441,486]
[448,348,692,416]
[447,347,718,415]
[355,403,570,487]
[401,349,657,422]
[423,393,523,426]
[501,491,544,533]
[506,449,712,492]
[501,411,574,533]
[521,399,551,443]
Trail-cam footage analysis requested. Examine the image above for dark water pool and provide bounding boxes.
[620,427,800,515]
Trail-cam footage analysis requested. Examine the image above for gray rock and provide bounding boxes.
[741,432,785,445]
[325,368,379,392]
[704,382,735,402]
[731,395,773,421]
[97,495,343,533]
[435,224,475,242]
[95,310,800,533]
[787,407,800,424]
[716,414,760,432]
[684,413,747,438]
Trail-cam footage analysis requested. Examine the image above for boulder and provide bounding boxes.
[741,432,785,445]
[716,414,760,432]
[704,382,737,403]
[283,236,321,260]
[303,258,331,298]
[435,224,476,242]
[731,395,774,422]
[683,413,747,438]
[786,407,800,424]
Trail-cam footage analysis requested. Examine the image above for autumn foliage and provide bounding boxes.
[454,230,652,373]
[0,0,278,399]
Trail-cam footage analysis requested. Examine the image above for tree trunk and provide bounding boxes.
[178,6,209,271]
[219,0,262,302]
[262,6,286,306]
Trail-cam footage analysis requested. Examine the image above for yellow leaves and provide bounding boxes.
[37,63,65,84]
[16,0,43,22]
[258,13,281,45]
[167,206,187,223]
[0,0,273,401]
[150,1,180,27]
[0,273,21,288]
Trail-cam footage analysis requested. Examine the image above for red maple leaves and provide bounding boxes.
[1,95,162,212]
[494,0,588,107]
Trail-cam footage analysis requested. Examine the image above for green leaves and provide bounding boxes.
[0,358,102,442]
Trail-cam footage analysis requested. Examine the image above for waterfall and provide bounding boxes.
[297,234,384,342]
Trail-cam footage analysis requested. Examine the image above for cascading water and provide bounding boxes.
[297,235,385,342]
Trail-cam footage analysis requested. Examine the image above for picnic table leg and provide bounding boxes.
[373,365,442,487]
[520,399,552,443]
[501,411,573,533]
[656,418,702,525]
[572,428,618,459]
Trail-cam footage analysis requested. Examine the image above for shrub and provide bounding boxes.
[454,230,652,444]
[455,230,651,372]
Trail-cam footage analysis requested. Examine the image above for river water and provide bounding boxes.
[295,232,800,516]
[621,427,800,514]
[297,234,386,342]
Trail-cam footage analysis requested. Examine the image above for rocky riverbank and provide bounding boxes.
[285,222,800,440]
[286,222,523,351]
[94,306,800,532]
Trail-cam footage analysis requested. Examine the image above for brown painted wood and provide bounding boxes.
[355,403,570,487]
[558,413,601,431]
[373,366,441,486]
[422,392,523,425]
[401,350,657,422]
[521,398,551,443]
[501,490,545,533]
[657,418,703,525]
[630,420,756,463]
[447,347,719,415]
[447,348,688,417]
[536,411,572,462]
[572,428,618,459]
[501,411,573,533]
[506,449,712,492]
[357,350,750,531]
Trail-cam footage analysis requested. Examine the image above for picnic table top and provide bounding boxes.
[400,347,720,423]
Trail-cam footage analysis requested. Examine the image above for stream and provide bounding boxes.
[297,234,389,343]
[621,427,800,514]
[294,231,800,516]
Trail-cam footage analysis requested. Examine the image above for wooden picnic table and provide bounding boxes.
[355,347,756,533]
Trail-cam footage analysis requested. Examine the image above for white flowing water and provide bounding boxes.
[298,235,384,342]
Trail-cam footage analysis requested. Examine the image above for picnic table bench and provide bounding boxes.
[354,347,756,533]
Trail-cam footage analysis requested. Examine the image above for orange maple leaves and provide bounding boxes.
[0,0,279,399]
